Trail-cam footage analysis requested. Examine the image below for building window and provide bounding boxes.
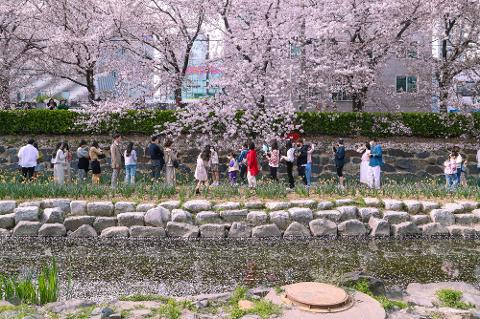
[332,91,352,101]
[289,43,301,58]
[396,76,417,93]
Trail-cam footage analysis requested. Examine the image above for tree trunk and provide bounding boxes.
[0,74,11,109]
[86,69,96,103]
[174,86,183,108]
[352,86,368,112]
[438,68,450,113]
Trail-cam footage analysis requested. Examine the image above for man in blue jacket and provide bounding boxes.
[333,138,346,189]
[369,138,383,189]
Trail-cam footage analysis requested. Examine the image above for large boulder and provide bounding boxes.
[411,215,430,225]
[382,211,410,224]
[309,219,337,237]
[340,272,386,296]
[363,198,382,208]
[336,206,358,222]
[196,211,222,225]
[392,222,420,237]
[405,282,480,308]
[45,299,96,314]
[228,222,251,238]
[38,223,66,237]
[288,207,313,224]
[265,202,290,211]
[87,202,114,217]
[0,201,16,215]
[14,206,39,224]
[382,199,404,211]
[166,222,199,238]
[314,210,341,222]
[12,221,41,236]
[442,203,464,214]
[338,220,367,237]
[19,201,41,208]
[171,209,193,224]
[269,211,290,230]
[117,212,145,227]
[200,224,227,238]
[358,208,381,223]
[220,210,248,223]
[456,200,479,211]
[64,216,96,232]
[252,224,281,238]
[447,225,477,238]
[69,225,97,238]
[70,201,87,216]
[317,201,334,210]
[247,211,268,226]
[421,201,440,212]
[100,226,129,238]
[114,202,136,214]
[93,217,117,233]
[214,202,241,210]
[335,199,356,206]
[136,203,156,212]
[41,208,65,224]
[368,218,391,237]
[283,222,311,238]
[144,207,170,227]
[0,213,15,229]
[420,223,449,236]
[245,201,264,209]
[129,226,166,238]
[183,200,212,213]
[158,200,181,210]
[430,209,455,226]
[403,200,422,214]
[41,199,71,213]
[455,214,477,225]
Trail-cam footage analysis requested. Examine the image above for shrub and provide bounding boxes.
[436,288,474,310]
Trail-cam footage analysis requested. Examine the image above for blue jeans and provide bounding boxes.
[446,174,457,189]
[305,163,312,187]
[125,164,137,184]
[456,167,462,185]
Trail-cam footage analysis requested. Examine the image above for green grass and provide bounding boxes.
[0,304,36,319]
[436,289,474,310]
[352,279,407,311]
[147,299,194,319]
[119,294,171,302]
[64,306,95,319]
[228,286,282,319]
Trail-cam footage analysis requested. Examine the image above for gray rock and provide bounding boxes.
[269,211,290,230]
[421,222,449,236]
[69,225,97,237]
[183,200,212,212]
[239,315,261,319]
[0,229,10,236]
[382,211,410,224]
[430,209,455,226]
[64,216,96,232]
[158,200,181,210]
[288,207,313,224]
[45,299,96,314]
[109,314,121,319]
[38,223,66,237]
[220,209,248,223]
[214,202,241,210]
[245,201,264,209]
[284,222,311,238]
[358,208,381,222]
[336,206,358,222]
[335,198,355,206]
[247,211,268,226]
[19,201,41,208]
[382,199,404,211]
[87,202,114,217]
[0,213,15,229]
[129,226,166,238]
[314,210,341,222]
[41,208,64,224]
[456,200,479,211]
[309,219,337,237]
[14,206,39,224]
[144,207,170,227]
[265,202,290,211]
[392,222,420,237]
[421,201,440,212]
[100,226,129,238]
[196,211,221,225]
[403,200,422,214]
[411,215,430,225]
[171,209,193,223]
[442,203,465,214]
[340,271,386,296]
[70,200,87,216]
[363,198,382,207]
[228,222,251,238]
[405,282,480,308]
[166,222,199,238]
[252,224,281,238]
[41,198,71,213]
[12,221,41,236]
[200,224,227,238]
[117,212,145,227]
[455,213,477,225]
[368,218,391,237]
[447,225,477,238]
[317,201,334,210]
[136,203,156,212]
[0,200,16,215]
[114,201,136,214]
[338,220,367,237]
[290,199,316,207]
[93,217,117,233]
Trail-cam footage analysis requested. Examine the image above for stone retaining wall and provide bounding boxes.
[1,198,480,239]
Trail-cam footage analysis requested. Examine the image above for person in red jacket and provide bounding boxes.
[246,142,259,189]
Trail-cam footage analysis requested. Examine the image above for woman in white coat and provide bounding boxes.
[53,142,66,185]
[358,142,371,185]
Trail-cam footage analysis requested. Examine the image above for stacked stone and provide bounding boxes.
[0,198,479,239]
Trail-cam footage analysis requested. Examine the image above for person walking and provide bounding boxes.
[237,143,249,184]
[281,140,295,190]
[333,139,346,189]
[110,133,123,189]
[266,140,280,181]
[124,142,137,185]
[246,142,259,189]
[52,142,66,185]
[305,143,315,188]
[227,152,239,186]
[17,139,39,181]
[358,142,371,185]
[368,138,383,189]
[148,135,165,181]
[77,140,90,182]
[89,141,104,184]
[195,148,210,195]
[296,139,308,185]
[164,139,177,187]
[444,153,458,190]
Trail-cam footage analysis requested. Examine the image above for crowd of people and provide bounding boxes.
[15,134,477,191]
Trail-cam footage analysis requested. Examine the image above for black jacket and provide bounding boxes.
[148,143,165,164]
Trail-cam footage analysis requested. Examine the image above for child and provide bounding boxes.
[227,152,239,186]
[444,154,457,190]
